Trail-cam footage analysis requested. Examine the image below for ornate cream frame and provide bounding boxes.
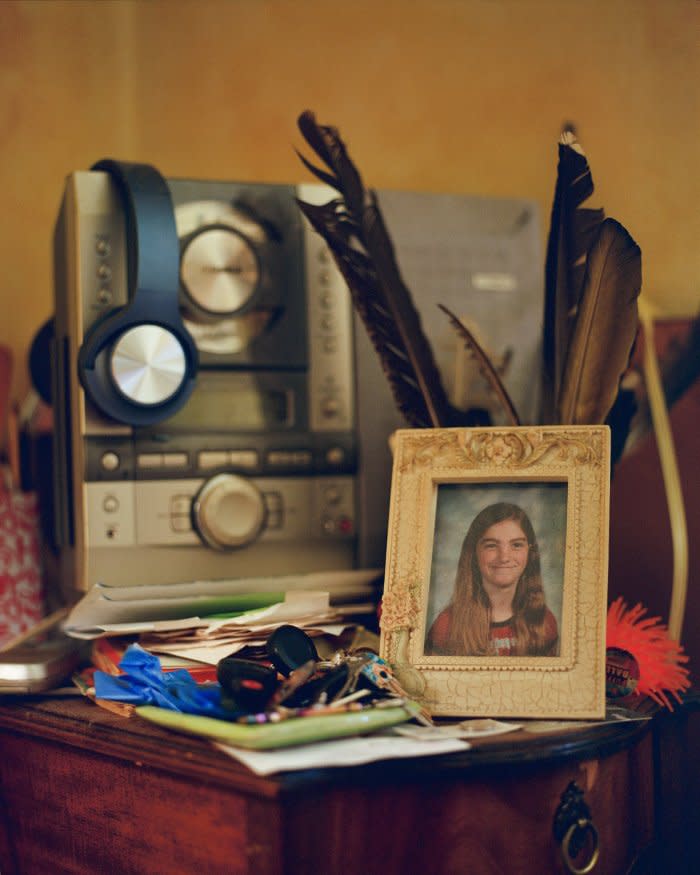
[379,425,611,719]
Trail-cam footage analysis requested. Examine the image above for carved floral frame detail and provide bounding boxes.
[379,426,611,719]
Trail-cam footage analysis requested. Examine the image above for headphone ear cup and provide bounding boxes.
[79,310,197,427]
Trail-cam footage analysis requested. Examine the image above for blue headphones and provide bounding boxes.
[77,159,198,426]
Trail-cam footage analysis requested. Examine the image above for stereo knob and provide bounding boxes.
[191,473,267,550]
[181,227,259,315]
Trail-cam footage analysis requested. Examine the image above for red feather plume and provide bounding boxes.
[607,597,690,710]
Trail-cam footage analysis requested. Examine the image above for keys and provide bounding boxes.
[218,625,432,724]
[359,652,433,725]
[359,653,409,696]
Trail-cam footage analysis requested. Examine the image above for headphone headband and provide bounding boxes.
[90,159,181,300]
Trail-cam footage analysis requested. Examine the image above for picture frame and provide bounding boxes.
[379,425,611,719]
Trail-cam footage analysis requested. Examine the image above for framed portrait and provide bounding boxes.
[379,425,611,719]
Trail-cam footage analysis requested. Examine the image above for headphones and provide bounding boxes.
[78,159,198,426]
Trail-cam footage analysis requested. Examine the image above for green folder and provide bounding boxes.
[137,701,421,750]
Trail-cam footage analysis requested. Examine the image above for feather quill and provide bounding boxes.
[557,218,642,425]
[542,129,605,423]
[438,304,520,425]
[296,110,458,428]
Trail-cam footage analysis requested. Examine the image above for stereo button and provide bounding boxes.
[171,515,192,533]
[267,450,312,468]
[100,452,120,472]
[263,491,283,511]
[323,486,342,505]
[137,453,163,469]
[228,450,258,469]
[198,451,229,470]
[162,452,188,469]
[170,495,191,515]
[267,451,293,466]
[326,447,346,466]
[266,510,284,530]
[102,495,119,513]
[320,398,341,418]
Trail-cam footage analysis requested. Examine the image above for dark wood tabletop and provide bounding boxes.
[0,691,663,796]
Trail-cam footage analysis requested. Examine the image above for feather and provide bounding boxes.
[296,110,458,428]
[438,304,520,425]
[607,597,689,710]
[542,128,605,423]
[557,218,642,425]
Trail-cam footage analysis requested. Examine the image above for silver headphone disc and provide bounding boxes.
[110,324,187,406]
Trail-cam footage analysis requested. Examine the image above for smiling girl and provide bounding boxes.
[425,502,559,657]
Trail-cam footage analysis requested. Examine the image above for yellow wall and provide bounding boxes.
[0,0,698,404]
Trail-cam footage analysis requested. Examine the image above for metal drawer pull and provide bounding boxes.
[561,818,600,874]
[554,781,601,874]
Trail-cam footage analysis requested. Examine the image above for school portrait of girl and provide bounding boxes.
[424,483,567,658]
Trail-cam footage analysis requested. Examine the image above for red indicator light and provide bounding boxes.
[338,516,353,534]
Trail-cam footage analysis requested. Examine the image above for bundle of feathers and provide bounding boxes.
[295,111,642,450]
[607,597,689,710]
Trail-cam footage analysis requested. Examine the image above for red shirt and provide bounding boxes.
[427,606,559,656]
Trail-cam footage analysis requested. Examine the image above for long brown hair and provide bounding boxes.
[444,502,552,656]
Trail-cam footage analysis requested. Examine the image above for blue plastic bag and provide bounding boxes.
[93,643,230,718]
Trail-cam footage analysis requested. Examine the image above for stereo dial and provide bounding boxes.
[181,227,259,315]
[192,473,267,550]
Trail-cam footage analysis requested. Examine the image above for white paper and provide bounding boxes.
[392,720,522,741]
[64,588,342,640]
[96,568,382,602]
[144,624,352,666]
[64,568,381,638]
[214,735,470,776]
[63,568,382,637]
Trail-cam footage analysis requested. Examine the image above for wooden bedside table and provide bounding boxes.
[0,694,697,874]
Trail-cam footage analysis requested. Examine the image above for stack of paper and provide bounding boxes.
[63,569,382,638]
[139,591,349,664]
[63,569,383,666]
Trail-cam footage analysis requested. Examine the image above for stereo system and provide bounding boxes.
[51,160,543,594]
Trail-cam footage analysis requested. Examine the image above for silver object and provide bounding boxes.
[110,323,187,406]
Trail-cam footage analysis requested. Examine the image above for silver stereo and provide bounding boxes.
[52,166,543,595]
[52,173,360,593]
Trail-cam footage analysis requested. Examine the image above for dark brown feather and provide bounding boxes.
[557,218,642,425]
[438,304,521,426]
[542,129,605,422]
[296,111,457,428]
